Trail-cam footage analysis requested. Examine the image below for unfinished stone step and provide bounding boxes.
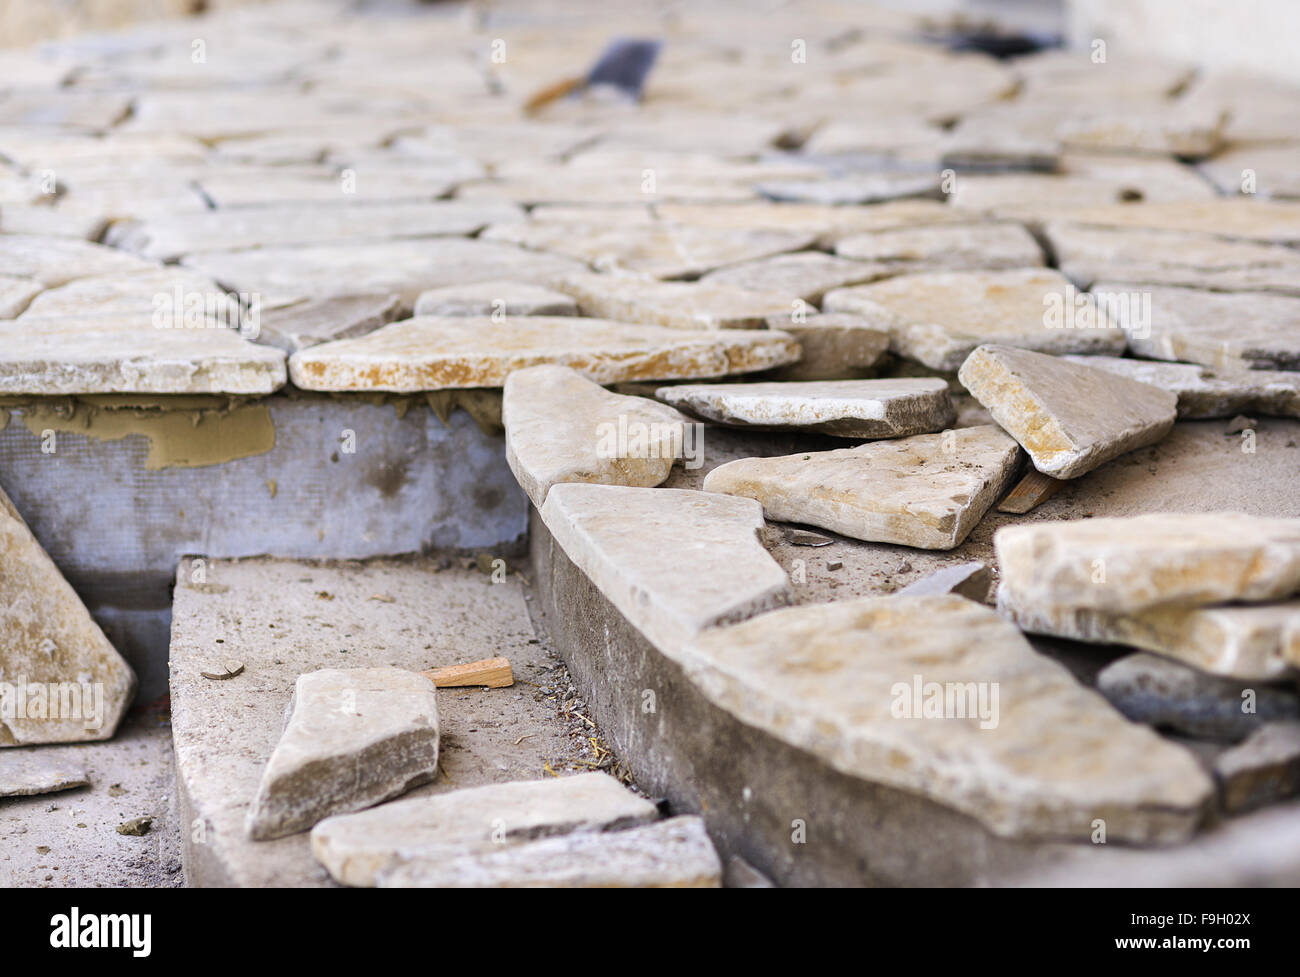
[288,317,799,391]
[957,345,1177,478]
[376,815,721,888]
[311,772,660,887]
[655,378,954,439]
[1,486,136,745]
[503,365,693,507]
[701,425,1021,550]
[245,667,440,840]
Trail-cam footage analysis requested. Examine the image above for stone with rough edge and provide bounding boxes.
[994,514,1300,614]
[702,425,1021,550]
[311,773,659,887]
[833,222,1044,273]
[1059,355,1300,420]
[414,281,577,318]
[375,816,721,888]
[761,313,891,381]
[0,234,159,287]
[678,595,1213,842]
[245,667,440,841]
[0,753,90,797]
[1214,722,1300,814]
[258,293,403,353]
[699,251,886,303]
[958,344,1177,478]
[539,484,793,655]
[895,562,991,602]
[289,317,799,392]
[550,273,798,330]
[0,486,136,745]
[1096,653,1299,742]
[503,366,693,508]
[823,268,1127,371]
[655,378,954,438]
[1046,200,1300,244]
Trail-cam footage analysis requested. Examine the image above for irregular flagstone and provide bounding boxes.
[0,91,132,130]
[414,281,577,318]
[757,172,942,205]
[1045,200,1300,244]
[182,239,589,307]
[958,345,1177,478]
[376,816,721,888]
[1097,283,1300,371]
[656,200,967,248]
[482,220,815,280]
[257,293,402,353]
[551,273,798,330]
[702,425,1020,550]
[1046,222,1300,295]
[1096,653,1300,742]
[0,276,42,318]
[833,223,1044,274]
[0,752,90,797]
[194,163,477,209]
[0,204,109,241]
[289,317,799,392]
[540,484,793,654]
[656,378,954,438]
[1055,103,1227,159]
[0,486,136,745]
[311,772,659,887]
[246,668,439,841]
[1001,595,1300,682]
[1214,722,1300,814]
[503,366,693,507]
[823,268,1127,371]
[761,313,890,381]
[895,562,991,602]
[1201,144,1300,200]
[18,268,243,322]
[677,595,1213,842]
[107,200,524,261]
[994,514,1300,614]
[699,251,886,302]
[0,234,159,287]
[1059,355,1300,419]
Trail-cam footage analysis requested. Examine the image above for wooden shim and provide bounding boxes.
[422,656,514,689]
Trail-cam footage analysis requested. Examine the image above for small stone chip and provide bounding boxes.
[117,817,153,836]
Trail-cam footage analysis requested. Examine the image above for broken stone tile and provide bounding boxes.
[107,200,524,262]
[699,251,884,303]
[958,345,1177,478]
[0,752,89,797]
[311,772,659,887]
[1096,653,1300,742]
[1214,722,1300,813]
[1059,355,1300,419]
[0,486,136,745]
[551,273,798,330]
[758,172,941,205]
[994,514,1300,614]
[1047,200,1300,244]
[0,235,158,287]
[376,816,722,888]
[0,275,42,318]
[1201,144,1300,200]
[656,200,967,249]
[503,365,693,507]
[1099,283,1300,371]
[289,317,799,391]
[656,378,954,439]
[257,293,402,353]
[194,163,476,209]
[757,312,890,381]
[1056,103,1227,159]
[246,667,439,841]
[540,484,793,654]
[679,595,1213,842]
[702,425,1020,550]
[1047,223,1300,295]
[182,239,589,308]
[482,220,815,280]
[413,281,577,318]
[18,268,242,322]
[895,562,991,602]
[823,268,1127,371]
[833,223,1044,275]
[1002,595,1300,682]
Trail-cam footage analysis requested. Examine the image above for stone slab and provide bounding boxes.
[1215,722,1300,813]
[257,293,402,353]
[414,281,577,318]
[699,251,885,303]
[0,751,90,797]
[1060,355,1300,419]
[833,222,1044,275]
[551,273,798,330]
[761,313,891,381]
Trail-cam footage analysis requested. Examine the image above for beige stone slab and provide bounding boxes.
[551,272,798,329]
[503,365,692,507]
[0,204,108,241]
[994,513,1300,614]
[833,222,1044,274]
[311,772,659,887]
[0,275,42,318]
[413,281,576,318]
[0,91,131,130]
[656,200,967,248]
[702,425,1020,550]
[699,251,886,303]
[679,595,1212,843]
[758,172,942,206]
[1046,200,1300,244]
[376,816,722,888]
[289,316,799,392]
[760,313,891,381]
[823,268,1127,371]
[457,170,759,206]
[0,235,159,287]
[1059,355,1300,419]
[19,268,242,322]
[246,668,439,841]
[0,751,89,797]
[656,378,953,439]
[958,345,1177,478]
[194,163,475,209]
[539,484,793,655]
[257,293,402,353]
[0,487,136,746]
[1215,722,1300,813]
[1201,143,1300,200]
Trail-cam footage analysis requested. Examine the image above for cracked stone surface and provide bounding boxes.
[504,365,692,507]
[1059,355,1300,419]
[958,345,1178,478]
[702,425,1021,550]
